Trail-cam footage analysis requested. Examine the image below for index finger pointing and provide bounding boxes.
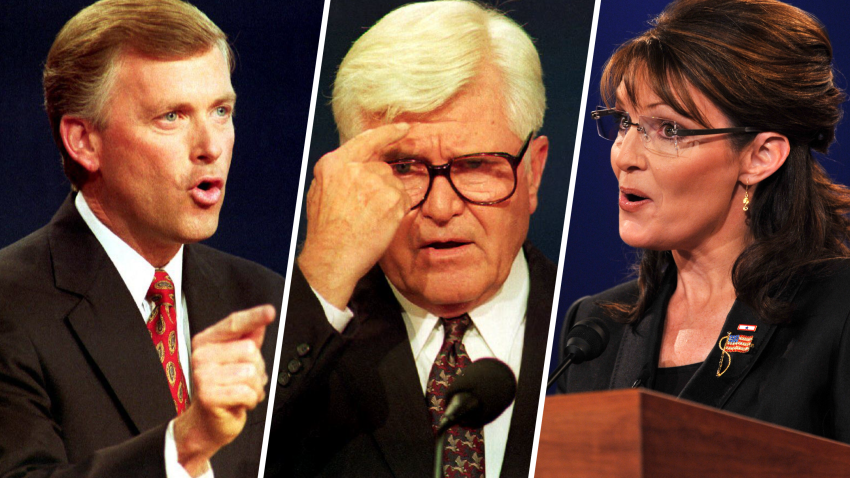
[200,304,276,346]
[337,122,410,164]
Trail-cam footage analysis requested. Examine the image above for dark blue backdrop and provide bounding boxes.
[297,0,597,264]
[548,0,850,391]
[0,1,324,275]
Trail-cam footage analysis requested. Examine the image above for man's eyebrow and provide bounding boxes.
[381,151,426,161]
[217,92,237,104]
[145,100,191,114]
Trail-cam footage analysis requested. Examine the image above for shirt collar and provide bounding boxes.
[75,193,184,310]
[389,249,530,360]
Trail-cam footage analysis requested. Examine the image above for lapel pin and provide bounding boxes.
[716,332,755,377]
[737,324,757,332]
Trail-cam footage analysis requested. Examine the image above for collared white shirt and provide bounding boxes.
[314,250,529,478]
[75,193,209,478]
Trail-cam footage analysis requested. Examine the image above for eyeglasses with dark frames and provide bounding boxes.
[386,132,533,209]
[591,107,761,158]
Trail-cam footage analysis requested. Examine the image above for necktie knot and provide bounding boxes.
[147,270,175,308]
[441,314,471,344]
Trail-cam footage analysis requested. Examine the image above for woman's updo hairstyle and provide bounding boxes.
[600,0,850,324]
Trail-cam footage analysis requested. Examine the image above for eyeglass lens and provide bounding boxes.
[595,110,702,158]
[390,156,517,206]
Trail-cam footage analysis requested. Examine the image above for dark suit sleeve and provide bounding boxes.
[0,316,168,478]
[272,265,354,409]
[832,307,850,442]
[266,265,362,477]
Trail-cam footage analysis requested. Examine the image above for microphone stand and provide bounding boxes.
[546,353,574,389]
[433,429,447,478]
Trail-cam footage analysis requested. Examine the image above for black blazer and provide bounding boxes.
[268,242,556,477]
[0,195,284,477]
[557,263,850,443]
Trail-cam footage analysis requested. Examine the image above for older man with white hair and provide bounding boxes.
[270,2,555,477]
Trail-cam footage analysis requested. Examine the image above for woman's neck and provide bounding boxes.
[659,228,751,367]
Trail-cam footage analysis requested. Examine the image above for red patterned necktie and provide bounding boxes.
[146,270,190,415]
[425,314,484,478]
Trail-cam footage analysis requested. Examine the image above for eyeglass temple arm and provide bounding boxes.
[590,109,619,120]
[675,126,761,136]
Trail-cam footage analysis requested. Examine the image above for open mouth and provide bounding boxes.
[423,241,470,250]
[625,193,647,202]
[190,177,223,207]
[192,177,223,192]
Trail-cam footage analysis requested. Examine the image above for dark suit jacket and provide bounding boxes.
[556,263,850,443]
[268,243,556,477]
[0,195,284,477]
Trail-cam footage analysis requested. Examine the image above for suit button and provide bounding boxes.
[288,359,303,374]
[296,343,311,357]
[278,371,291,387]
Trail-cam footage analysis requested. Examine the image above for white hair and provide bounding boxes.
[331,0,545,143]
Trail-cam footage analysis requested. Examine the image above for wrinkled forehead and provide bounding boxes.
[379,122,524,164]
[362,76,521,160]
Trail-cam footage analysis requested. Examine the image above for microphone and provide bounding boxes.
[433,359,516,478]
[546,318,610,389]
[436,358,517,434]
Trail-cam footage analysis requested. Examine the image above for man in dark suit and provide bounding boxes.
[269,2,555,476]
[0,1,282,477]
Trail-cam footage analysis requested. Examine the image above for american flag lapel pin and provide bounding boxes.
[716,332,755,377]
[725,334,754,353]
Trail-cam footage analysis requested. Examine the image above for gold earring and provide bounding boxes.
[743,181,750,212]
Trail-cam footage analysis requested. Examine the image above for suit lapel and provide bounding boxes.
[51,196,176,433]
[182,245,227,337]
[344,268,434,478]
[501,244,555,476]
[608,271,673,390]
[679,300,778,407]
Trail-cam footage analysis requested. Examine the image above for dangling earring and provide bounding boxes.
[743,180,750,212]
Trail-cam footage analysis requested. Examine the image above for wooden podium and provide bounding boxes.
[535,389,850,477]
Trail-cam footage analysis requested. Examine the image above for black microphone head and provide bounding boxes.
[564,318,609,364]
[444,358,516,429]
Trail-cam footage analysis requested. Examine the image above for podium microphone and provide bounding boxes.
[546,318,609,389]
[433,358,516,478]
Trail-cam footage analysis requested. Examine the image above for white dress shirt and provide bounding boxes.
[75,193,211,478]
[314,250,530,478]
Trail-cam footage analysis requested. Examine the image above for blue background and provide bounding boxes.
[548,0,850,391]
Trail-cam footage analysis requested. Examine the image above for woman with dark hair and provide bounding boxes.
[557,0,850,443]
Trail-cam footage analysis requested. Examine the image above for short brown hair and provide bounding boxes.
[43,0,233,189]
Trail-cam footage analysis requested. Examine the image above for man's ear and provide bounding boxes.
[526,135,548,215]
[59,116,102,174]
[739,131,790,187]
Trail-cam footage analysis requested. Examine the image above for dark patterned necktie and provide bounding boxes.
[425,314,484,478]
[146,270,190,415]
